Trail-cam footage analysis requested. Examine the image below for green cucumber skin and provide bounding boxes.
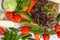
[58,14,60,23]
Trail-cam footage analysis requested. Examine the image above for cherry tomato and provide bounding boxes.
[21,25,30,35]
[54,24,60,32]
[43,34,50,40]
[0,27,5,35]
[13,14,22,23]
[57,31,60,38]
[6,11,14,20]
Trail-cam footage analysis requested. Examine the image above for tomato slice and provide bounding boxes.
[13,14,22,23]
[43,34,50,40]
[57,31,60,38]
[54,24,60,32]
[6,11,14,20]
[21,25,30,35]
[0,27,5,35]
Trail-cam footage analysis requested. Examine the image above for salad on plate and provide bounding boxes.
[0,0,60,40]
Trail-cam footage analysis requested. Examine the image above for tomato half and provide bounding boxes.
[57,31,60,38]
[0,27,5,35]
[21,25,30,35]
[43,34,50,40]
[6,11,14,20]
[54,24,60,32]
[13,14,22,23]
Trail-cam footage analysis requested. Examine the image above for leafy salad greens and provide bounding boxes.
[1,0,60,40]
[14,0,30,13]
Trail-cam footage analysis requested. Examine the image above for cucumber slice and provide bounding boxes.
[0,20,15,28]
[2,0,17,11]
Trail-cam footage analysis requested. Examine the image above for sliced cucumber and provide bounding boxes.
[2,0,17,11]
[0,20,15,28]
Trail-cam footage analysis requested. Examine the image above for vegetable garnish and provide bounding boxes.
[54,24,60,32]
[6,11,14,20]
[3,27,32,40]
[2,0,17,11]
[57,31,60,38]
[58,14,60,24]
[34,33,40,40]
[20,14,29,21]
[21,34,32,40]
[1,0,59,40]
[21,25,30,35]
[43,34,50,40]
[4,28,24,40]
[15,0,30,13]
[13,14,22,23]
[0,27,5,35]
[29,0,58,36]
[0,20,15,28]
[3,28,19,40]
[22,6,29,13]
[0,12,5,20]
[28,0,37,12]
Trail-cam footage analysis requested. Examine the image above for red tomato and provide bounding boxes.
[6,11,14,20]
[21,25,30,35]
[43,34,50,40]
[13,14,22,23]
[0,27,5,35]
[57,31,60,38]
[54,24,60,32]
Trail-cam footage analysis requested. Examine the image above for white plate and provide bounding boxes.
[0,0,60,40]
